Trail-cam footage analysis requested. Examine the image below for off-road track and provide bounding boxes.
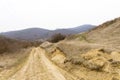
[0,47,79,80]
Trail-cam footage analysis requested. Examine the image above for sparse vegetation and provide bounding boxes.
[0,36,42,54]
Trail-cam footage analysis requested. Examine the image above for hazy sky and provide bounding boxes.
[0,0,120,32]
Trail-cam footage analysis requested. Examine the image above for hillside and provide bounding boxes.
[0,35,41,54]
[86,17,120,43]
[48,17,120,80]
[65,17,120,52]
[85,17,120,51]
[0,25,95,41]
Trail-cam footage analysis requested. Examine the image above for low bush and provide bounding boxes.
[48,33,66,43]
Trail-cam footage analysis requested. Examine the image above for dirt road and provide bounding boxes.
[0,47,79,80]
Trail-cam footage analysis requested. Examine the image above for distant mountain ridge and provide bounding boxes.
[0,24,95,41]
[68,24,95,32]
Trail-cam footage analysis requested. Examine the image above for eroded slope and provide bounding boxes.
[0,47,80,80]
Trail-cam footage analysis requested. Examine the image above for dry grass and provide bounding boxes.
[0,36,42,54]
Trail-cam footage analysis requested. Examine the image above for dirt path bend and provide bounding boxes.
[0,47,80,80]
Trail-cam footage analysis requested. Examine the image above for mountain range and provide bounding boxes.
[0,24,95,41]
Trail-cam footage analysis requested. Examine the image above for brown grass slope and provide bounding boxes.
[85,17,120,52]
[44,17,120,80]
[86,17,120,44]
[41,42,120,80]
[65,17,120,52]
